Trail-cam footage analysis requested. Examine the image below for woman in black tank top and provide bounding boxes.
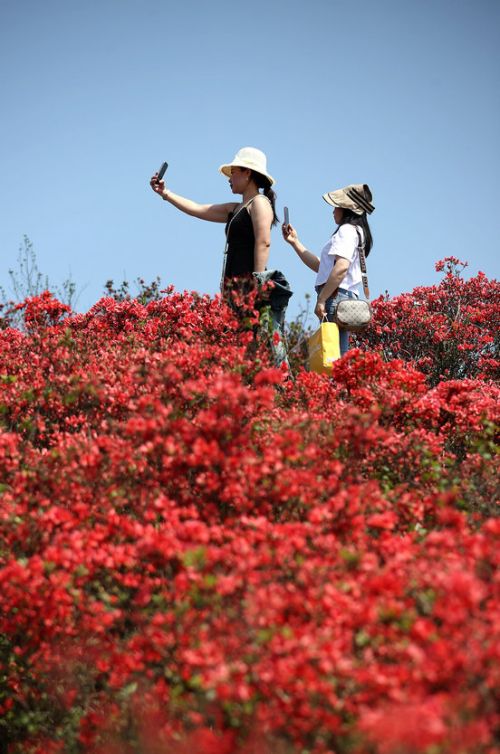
[150,147,278,290]
[150,148,291,368]
[223,191,277,284]
[224,201,258,279]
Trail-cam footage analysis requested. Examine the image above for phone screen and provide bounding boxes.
[284,206,289,225]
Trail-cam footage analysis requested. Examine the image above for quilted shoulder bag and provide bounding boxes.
[332,227,372,332]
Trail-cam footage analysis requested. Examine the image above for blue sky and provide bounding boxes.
[1,0,499,321]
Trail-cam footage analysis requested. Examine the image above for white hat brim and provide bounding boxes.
[219,161,274,186]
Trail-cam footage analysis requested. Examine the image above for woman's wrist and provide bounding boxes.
[161,189,170,201]
[318,283,337,304]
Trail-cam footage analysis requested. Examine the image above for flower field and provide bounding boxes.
[0,260,499,753]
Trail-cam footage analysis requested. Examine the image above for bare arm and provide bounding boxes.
[150,174,237,223]
[281,223,320,272]
[315,256,350,319]
[249,196,274,272]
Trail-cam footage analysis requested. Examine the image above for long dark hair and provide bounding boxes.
[338,209,373,256]
[251,170,278,227]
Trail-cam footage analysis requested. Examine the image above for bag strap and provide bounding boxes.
[220,195,259,293]
[355,226,370,300]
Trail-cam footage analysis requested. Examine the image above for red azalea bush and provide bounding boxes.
[0,266,499,754]
[353,257,500,385]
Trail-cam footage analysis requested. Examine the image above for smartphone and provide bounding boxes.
[157,161,168,181]
[283,206,290,226]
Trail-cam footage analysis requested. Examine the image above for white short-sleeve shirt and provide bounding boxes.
[315,224,364,291]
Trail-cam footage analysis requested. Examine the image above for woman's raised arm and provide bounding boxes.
[150,174,237,223]
[281,222,320,272]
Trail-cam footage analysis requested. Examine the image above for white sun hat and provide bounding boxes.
[219,146,275,186]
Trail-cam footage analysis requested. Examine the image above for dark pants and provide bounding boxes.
[224,273,292,369]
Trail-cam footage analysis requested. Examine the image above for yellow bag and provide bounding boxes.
[307,322,341,374]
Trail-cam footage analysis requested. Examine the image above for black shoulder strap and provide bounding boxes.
[355,226,370,300]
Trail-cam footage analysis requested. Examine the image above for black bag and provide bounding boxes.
[253,270,293,322]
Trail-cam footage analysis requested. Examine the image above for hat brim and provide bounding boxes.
[322,191,365,215]
[322,192,339,208]
[219,162,274,186]
[323,186,375,215]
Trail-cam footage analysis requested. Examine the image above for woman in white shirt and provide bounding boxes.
[282,184,374,355]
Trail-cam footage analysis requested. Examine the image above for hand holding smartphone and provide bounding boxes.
[281,206,298,245]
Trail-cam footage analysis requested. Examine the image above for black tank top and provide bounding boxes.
[224,202,255,279]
